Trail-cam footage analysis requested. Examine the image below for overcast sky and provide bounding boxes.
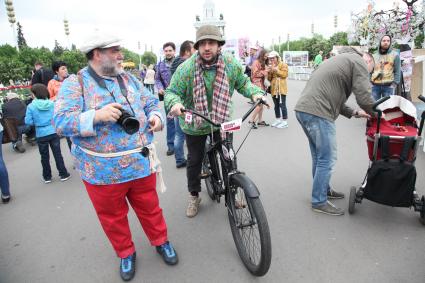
[0,0,413,55]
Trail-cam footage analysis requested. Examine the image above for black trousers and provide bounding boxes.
[37,134,68,180]
[185,131,220,193]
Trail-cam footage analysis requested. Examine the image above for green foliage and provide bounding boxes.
[141,51,157,66]
[0,57,27,84]
[59,50,87,74]
[414,27,424,48]
[278,32,349,60]
[16,22,27,50]
[0,44,18,58]
[329,32,349,46]
[121,48,140,66]
[53,40,65,57]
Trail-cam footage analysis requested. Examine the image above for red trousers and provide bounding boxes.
[83,174,168,258]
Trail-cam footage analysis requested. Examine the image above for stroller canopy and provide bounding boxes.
[377,96,417,121]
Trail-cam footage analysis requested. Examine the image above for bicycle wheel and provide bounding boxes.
[202,154,216,201]
[227,176,271,276]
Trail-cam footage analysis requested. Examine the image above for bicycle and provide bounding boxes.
[181,97,272,276]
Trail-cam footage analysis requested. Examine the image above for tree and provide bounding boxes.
[53,40,64,57]
[121,48,140,66]
[0,44,18,58]
[329,32,349,46]
[59,50,87,74]
[0,57,26,84]
[16,22,27,49]
[141,51,157,67]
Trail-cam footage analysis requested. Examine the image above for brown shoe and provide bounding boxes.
[186,195,201,218]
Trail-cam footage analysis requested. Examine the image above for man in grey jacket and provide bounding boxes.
[295,47,376,216]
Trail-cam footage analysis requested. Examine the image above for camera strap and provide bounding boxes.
[87,65,136,116]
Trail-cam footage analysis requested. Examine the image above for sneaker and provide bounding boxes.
[312,201,345,216]
[251,122,258,129]
[43,177,52,184]
[186,195,201,218]
[156,241,178,265]
[1,194,11,203]
[166,149,175,156]
[327,188,345,199]
[120,252,136,281]
[60,173,71,182]
[257,121,270,127]
[13,142,25,153]
[276,120,288,129]
[176,160,187,168]
[271,119,281,127]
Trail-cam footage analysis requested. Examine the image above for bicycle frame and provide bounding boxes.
[183,97,266,202]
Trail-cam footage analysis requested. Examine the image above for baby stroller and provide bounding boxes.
[348,95,425,225]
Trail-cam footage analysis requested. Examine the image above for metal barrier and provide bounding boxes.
[288,66,313,81]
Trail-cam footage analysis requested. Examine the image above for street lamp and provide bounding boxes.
[5,0,17,49]
[138,41,142,70]
[287,33,290,51]
[64,18,70,49]
[278,36,281,57]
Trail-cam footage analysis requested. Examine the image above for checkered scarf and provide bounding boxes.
[193,53,230,127]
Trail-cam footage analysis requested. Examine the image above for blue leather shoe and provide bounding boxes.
[120,252,136,281]
[156,241,178,265]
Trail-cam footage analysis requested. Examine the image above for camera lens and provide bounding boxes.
[117,110,140,135]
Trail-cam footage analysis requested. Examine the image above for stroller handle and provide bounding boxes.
[372,96,391,113]
[418,96,425,136]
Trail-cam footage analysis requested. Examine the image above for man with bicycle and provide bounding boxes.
[165,25,264,218]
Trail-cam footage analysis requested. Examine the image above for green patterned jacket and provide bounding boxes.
[164,53,262,136]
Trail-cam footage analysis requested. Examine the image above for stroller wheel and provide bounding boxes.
[348,186,357,214]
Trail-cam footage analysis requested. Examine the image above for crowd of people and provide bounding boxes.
[0,24,407,281]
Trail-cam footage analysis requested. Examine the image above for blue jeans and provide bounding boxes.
[174,118,186,165]
[166,116,176,151]
[0,131,10,197]
[371,85,395,101]
[296,111,337,206]
[272,95,288,119]
[37,134,69,180]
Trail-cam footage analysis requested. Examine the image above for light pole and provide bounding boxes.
[5,0,17,50]
[138,41,142,70]
[64,18,70,49]
[278,36,281,57]
[287,33,290,51]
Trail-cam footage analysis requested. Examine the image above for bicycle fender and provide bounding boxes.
[230,173,260,198]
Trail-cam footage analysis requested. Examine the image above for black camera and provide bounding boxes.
[117,110,140,135]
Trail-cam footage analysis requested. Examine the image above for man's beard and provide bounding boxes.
[200,53,218,65]
[100,57,120,76]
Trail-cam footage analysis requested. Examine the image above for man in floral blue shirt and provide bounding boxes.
[54,32,178,281]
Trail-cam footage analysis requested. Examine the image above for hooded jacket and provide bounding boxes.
[370,35,401,85]
[25,99,56,138]
[295,47,375,122]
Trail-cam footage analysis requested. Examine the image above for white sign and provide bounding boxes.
[221,118,242,132]
[283,51,309,67]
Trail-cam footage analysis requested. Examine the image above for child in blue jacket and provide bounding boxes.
[25,84,70,183]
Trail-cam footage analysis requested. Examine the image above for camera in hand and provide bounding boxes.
[117,109,140,135]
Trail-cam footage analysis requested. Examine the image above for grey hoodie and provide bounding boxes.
[295,47,375,121]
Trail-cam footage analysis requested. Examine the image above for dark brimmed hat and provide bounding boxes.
[194,25,225,50]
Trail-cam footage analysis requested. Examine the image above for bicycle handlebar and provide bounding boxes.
[181,95,268,127]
